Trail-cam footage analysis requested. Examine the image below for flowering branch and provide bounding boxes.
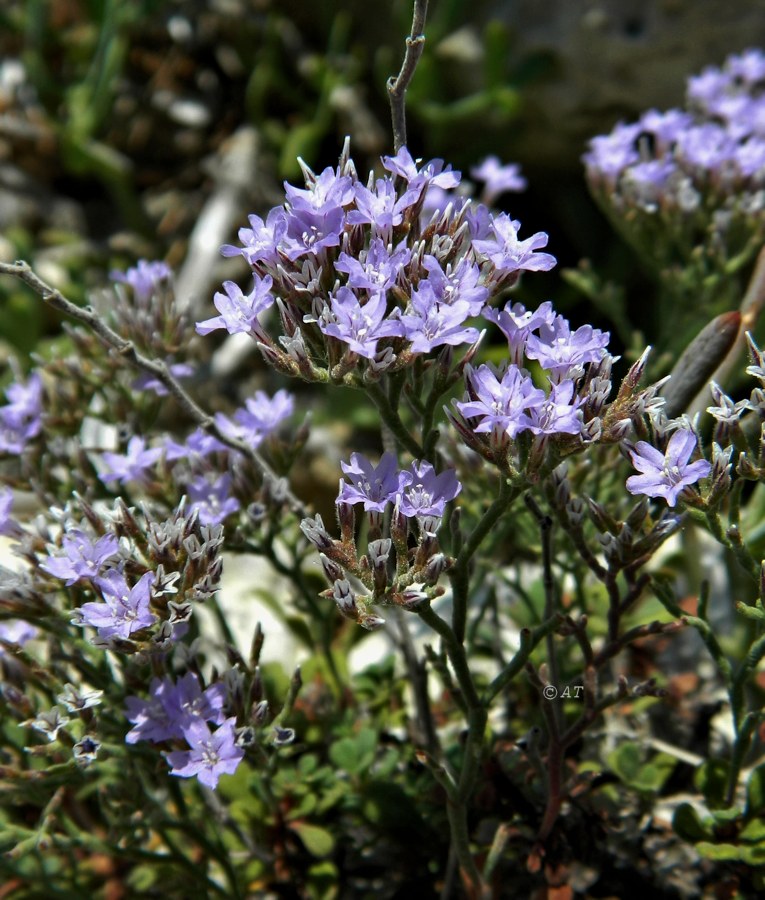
[0,260,308,517]
[387,0,429,152]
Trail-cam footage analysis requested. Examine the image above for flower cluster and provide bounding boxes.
[583,48,765,323]
[125,672,243,789]
[449,300,612,470]
[196,143,555,380]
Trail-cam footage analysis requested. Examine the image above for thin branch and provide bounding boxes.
[0,260,308,516]
[387,0,429,153]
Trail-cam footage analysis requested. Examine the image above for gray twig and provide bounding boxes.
[387,0,429,153]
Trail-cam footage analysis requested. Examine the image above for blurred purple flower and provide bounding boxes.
[215,389,293,447]
[0,619,37,654]
[0,371,43,454]
[470,156,527,203]
[187,473,241,526]
[99,436,163,485]
[626,429,711,507]
[165,428,228,461]
[41,530,120,585]
[132,363,194,396]
[111,260,172,300]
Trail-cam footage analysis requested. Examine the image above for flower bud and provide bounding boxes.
[320,553,345,584]
[332,579,358,620]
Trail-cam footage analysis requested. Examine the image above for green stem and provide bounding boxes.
[366,380,424,457]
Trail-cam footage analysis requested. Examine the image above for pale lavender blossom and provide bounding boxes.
[283,205,345,260]
[215,389,293,447]
[395,283,479,354]
[483,300,556,365]
[125,677,176,744]
[0,619,37,654]
[346,178,418,234]
[196,276,275,336]
[166,717,244,790]
[381,146,461,193]
[41,530,120,585]
[470,156,527,203]
[525,316,610,380]
[0,371,43,454]
[0,487,15,536]
[626,429,712,507]
[317,287,403,359]
[527,380,583,436]
[111,260,172,300]
[57,684,104,712]
[165,428,228,462]
[284,166,354,213]
[99,436,163,485]
[337,451,407,513]
[132,363,194,396]
[399,460,461,519]
[583,122,642,181]
[76,570,157,641]
[187,473,241,526]
[220,208,287,266]
[457,363,545,440]
[421,256,488,316]
[472,213,556,276]
[335,239,411,293]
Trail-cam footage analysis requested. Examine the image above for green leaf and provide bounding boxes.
[673,803,714,843]
[328,728,377,775]
[740,819,765,843]
[695,758,731,809]
[747,765,765,817]
[696,842,746,862]
[607,742,642,782]
[290,822,335,858]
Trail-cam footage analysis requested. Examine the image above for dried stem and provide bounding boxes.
[387,0,429,153]
[0,260,308,516]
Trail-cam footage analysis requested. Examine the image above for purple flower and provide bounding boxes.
[421,256,488,316]
[527,380,583,436]
[99,436,163,485]
[583,122,642,181]
[0,619,37,654]
[395,283,479,354]
[126,672,228,749]
[283,205,345,261]
[111,260,172,300]
[337,451,406,513]
[196,276,275,336]
[456,363,545,441]
[166,717,244,790]
[221,208,287,267]
[470,156,527,203]
[483,300,556,365]
[398,460,461,520]
[41,530,120,585]
[626,429,712,507]
[215,389,294,448]
[346,178,418,234]
[317,287,402,359]
[187,473,241,526]
[0,487,15,536]
[132,363,194,396]
[525,316,610,381]
[381,147,461,193]
[0,372,43,454]
[165,428,228,462]
[335,239,411,293]
[76,570,157,641]
[285,166,354,213]
[472,213,556,277]
[637,109,694,152]
[674,123,736,173]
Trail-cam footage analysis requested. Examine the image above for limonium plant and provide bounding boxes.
[2,3,765,896]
